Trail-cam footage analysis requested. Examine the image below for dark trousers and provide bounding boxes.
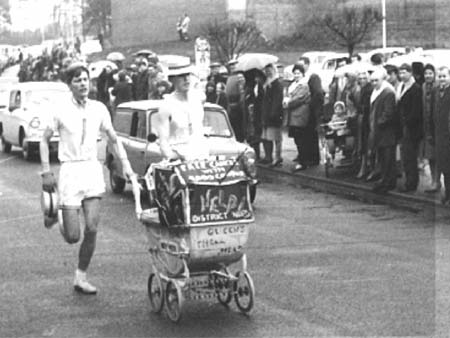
[401,133,420,190]
[444,173,450,200]
[378,145,397,188]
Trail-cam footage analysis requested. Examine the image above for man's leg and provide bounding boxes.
[79,197,101,271]
[61,207,81,244]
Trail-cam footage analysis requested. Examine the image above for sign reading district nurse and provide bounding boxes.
[177,159,247,184]
[190,183,252,224]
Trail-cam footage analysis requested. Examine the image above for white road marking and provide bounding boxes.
[0,156,17,164]
[0,213,42,224]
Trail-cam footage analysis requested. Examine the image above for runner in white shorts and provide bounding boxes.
[40,62,134,295]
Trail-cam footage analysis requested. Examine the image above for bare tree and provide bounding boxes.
[202,19,262,64]
[315,6,382,56]
[82,0,111,38]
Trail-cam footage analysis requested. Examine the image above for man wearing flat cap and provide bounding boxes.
[397,63,423,193]
[40,62,134,294]
[154,63,208,160]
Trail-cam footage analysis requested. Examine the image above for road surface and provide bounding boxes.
[0,146,448,337]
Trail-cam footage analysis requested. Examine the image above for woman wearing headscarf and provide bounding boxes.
[284,64,311,171]
[422,64,440,192]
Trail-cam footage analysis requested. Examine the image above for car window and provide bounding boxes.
[149,108,232,138]
[129,110,147,139]
[23,89,70,105]
[203,108,232,137]
[114,109,133,135]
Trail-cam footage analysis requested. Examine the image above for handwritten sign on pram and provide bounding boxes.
[176,158,248,184]
[189,183,253,224]
[152,159,253,226]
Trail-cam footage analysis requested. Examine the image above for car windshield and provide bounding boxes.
[203,108,232,137]
[23,89,70,105]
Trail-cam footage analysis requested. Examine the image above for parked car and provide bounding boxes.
[105,100,258,202]
[0,82,71,160]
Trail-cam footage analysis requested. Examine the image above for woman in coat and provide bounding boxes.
[245,70,265,160]
[284,64,311,171]
[261,63,284,167]
[422,64,440,192]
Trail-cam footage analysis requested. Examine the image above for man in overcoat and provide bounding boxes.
[397,63,423,192]
[433,66,450,204]
[369,68,399,193]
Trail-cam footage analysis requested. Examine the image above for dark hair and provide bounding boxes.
[399,63,412,73]
[352,53,362,61]
[292,63,305,75]
[370,53,384,66]
[385,65,399,75]
[298,56,310,65]
[423,63,435,74]
[65,64,89,85]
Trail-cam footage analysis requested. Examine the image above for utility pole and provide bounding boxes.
[382,0,387,48]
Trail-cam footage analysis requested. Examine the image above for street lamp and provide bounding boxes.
[382,0,387,48]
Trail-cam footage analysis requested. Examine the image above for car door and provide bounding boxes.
[112,108,133,163]
[126,109,150,176]
[145,110,164,166]
[3,89,21,143]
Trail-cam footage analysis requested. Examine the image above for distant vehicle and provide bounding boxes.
[302,51,339,67]
[0,82,71,160]
[80,39,103,55]
[363,47,406,63]
[420,49,450,67]
[105,100,258,202]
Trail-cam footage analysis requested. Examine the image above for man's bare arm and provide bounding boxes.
[105,128,133,177]
[40,128,54,172]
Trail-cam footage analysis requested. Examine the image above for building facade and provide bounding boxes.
[111,0,450,49]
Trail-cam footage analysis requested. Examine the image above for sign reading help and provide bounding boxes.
[190,183,252,224]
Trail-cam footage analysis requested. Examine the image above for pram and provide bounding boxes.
[131,158,255,322]
[319,118,356,177]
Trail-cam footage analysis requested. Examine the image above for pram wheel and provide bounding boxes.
[234,271,255,313]
[216,268,232,306]
[147,273,164,313]
[165,280,184,322]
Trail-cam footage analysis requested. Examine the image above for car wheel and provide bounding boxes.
[22,141,37,161]
[1,137,11,153]
[250,185,256,203]
[110,170,126,193]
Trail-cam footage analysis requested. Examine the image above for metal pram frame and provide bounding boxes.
[131,159,255,322]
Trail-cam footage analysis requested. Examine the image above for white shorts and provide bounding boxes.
[58,160,105,208]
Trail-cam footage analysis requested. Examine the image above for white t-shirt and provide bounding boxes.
[52,98,113,162]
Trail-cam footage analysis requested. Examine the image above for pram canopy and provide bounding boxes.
[149,159,254,227]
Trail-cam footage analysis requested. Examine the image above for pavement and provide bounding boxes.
[256,131,444,212]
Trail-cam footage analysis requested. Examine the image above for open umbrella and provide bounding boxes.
[133,49,155,57]
[235,53,279,72]
[334,62,376,78]
[106,51,125,62]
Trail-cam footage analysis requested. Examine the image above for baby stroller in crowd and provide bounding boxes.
[319,101,357,177]
[131,157,255,322]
